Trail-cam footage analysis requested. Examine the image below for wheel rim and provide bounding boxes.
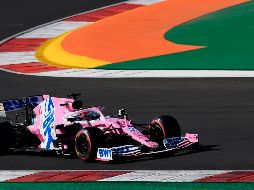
[76,133,90,158]
[150,124,164,142]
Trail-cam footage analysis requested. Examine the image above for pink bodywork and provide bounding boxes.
[27,95,159,150]
[185,133,199,143]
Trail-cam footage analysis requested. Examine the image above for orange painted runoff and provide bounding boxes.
[62,0,248,63]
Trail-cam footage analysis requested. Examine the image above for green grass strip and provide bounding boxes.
[0,182,254,190]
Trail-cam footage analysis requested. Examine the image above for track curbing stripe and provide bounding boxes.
[0,0,151,75]
[0,170,254,182]
[3,170,254,182]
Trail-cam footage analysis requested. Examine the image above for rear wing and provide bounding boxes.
[0,95,44,117]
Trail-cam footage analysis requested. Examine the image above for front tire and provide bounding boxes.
[75,127,104,161]
[149,115,181,148]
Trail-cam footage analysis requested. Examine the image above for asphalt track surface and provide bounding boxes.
[0,0,254,170]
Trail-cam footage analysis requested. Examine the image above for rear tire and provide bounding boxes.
[149,115,181,148]
[75,127,104,161]
[0,122,15,154]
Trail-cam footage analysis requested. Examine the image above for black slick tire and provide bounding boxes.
[75,127,104,161]
[149,115,181,148]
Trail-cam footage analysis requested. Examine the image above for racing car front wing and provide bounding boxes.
[96,133,198,161]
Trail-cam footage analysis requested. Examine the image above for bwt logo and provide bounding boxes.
[98,148,112,160]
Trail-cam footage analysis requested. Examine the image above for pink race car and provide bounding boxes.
[0,94,198,162]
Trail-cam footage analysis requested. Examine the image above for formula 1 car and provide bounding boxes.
[0,94,198,161]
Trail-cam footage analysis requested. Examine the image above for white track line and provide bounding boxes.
[33,69,254,78]
[127,0,165,5]
[17,21,91,39]
[99,170,231,182]
[0,52,37,65]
